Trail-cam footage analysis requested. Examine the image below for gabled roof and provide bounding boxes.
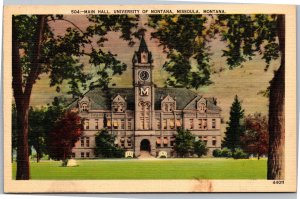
[69,87,221,112]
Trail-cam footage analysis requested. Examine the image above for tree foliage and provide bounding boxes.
[28,106,47,162]
[94,129,124,158]
[241,113,269,159]
[148,15,213,88]
[13,14,139,179]
[232,148,248,159]
[222,95,245,152]
[194,140,208,157]
[47,111,83,163]
[174,129,195,157]
[148,14,285,179]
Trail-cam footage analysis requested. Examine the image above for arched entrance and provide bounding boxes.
[140,139,151,152]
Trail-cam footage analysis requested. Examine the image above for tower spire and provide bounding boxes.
[138,31,148,53]
[132,33,153,65]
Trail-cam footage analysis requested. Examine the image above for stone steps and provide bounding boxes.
[138,150,155,159]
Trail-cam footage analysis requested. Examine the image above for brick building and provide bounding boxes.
[70,36,222,158]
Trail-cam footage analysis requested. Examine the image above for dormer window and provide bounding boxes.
[81,102,88,112]
[197,98,207,113]
[161,95,176,112]
[78,96,90,112]
[112,95,126,112]
[199,103,206,113]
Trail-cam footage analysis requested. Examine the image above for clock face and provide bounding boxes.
[139,70,150,81]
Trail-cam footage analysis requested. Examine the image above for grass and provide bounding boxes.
[12,158,267,180]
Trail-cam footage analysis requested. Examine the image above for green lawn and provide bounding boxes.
[12,158,267,180]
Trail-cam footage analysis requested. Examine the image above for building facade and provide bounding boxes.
[71,37,222,158]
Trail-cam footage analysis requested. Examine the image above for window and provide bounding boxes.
[95,119,99,130]
[81,103,88,112]
[169,119,175,129]
[86,152,90,158]
[203,119,207,129]
[176,119,181,128]
[156,119,161,129]
[121,137,125,147]
[72,153,75,158]
[118,103,124,112]
[190,119,194,129]
[203,136,208,145]
[163,137,168,147]
[156,137,161,148]
[170,136,175,147]
[81,137,84,147]
[127,137,132,147]
[85,119,89,130]
[107,119,111,129]
[121,119,125,129]
[163,119,167,130]
[198,119,202,129]
[212,119,216,129]
[199,103,206,113]
[114,107,118,112]
[81,152,84,158]
[127,119,132,130]
[113,120,118,129]
[164,104,168,112]
[212,136,216,146]
[86,137,90,147]
[169,103,174,112]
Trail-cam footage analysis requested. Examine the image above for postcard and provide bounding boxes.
[3,4,296,192]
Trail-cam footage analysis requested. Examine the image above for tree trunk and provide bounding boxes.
[267,15,285,180]
[16,105,30,179]
[13,15,47,180]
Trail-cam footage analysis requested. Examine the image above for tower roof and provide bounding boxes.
[138,35,149,53]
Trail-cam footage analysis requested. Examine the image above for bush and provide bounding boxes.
[194,140,208,157]
[159,155,167,158]
[113,147,125,158]
[233,148,248,159]
[221,147,232,158]
[213,149,222,157]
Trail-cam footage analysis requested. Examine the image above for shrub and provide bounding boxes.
[213,149,222,157]
[194,140,208,157]
[233,148,248,159]
[160,155,167,158]
[221,147,232,158]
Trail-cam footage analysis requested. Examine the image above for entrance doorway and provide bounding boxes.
[140,139,151,152]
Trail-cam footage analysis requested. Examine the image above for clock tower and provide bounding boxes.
[132,35,155,132]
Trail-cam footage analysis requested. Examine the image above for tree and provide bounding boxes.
[28,106,47,162]
[149,14,285,179]
[241,113,269,160]
[12,15,139,179]
[174,129,195,157]
[94,128,124,158]
[222,95,245,152]
[194,140,208,157]
[47,111,83,164]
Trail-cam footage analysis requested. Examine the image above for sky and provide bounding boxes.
[30,15,279,131]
